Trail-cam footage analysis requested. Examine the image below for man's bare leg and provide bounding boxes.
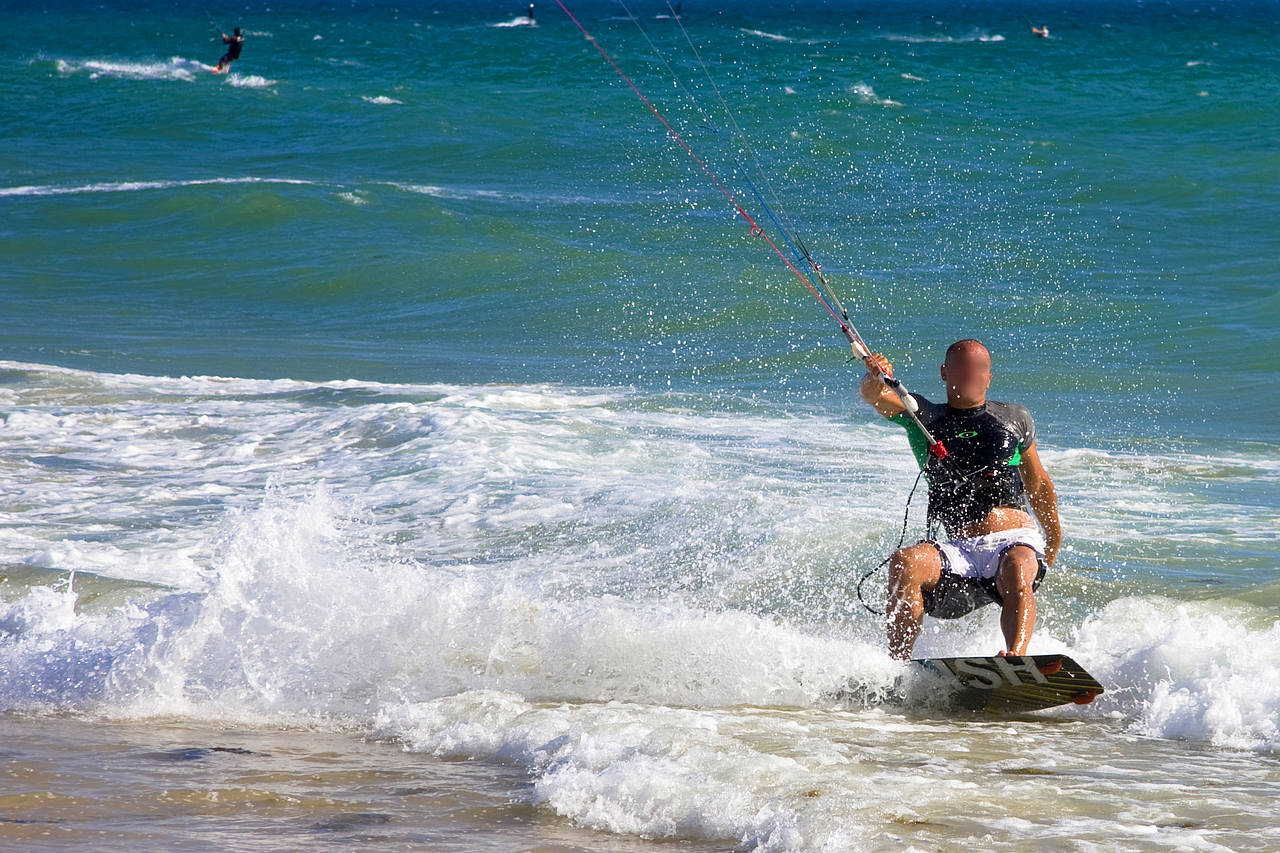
[886,543,942,660]
[995,545,1040,656]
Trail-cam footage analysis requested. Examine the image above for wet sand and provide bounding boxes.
[0,713,722,852]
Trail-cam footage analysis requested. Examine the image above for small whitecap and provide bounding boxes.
[741,28,792,42]
[850,82,900,107]
[227,74,275,89]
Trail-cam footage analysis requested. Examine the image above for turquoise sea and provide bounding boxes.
[2,1,1278,849]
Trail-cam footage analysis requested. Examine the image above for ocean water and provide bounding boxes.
[2,0,1279,850]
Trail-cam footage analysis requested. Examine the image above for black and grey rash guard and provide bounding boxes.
[890,394,1036,538]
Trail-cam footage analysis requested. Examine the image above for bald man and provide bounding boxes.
[860,340,1061,660]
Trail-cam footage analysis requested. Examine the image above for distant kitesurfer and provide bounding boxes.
[213,27,244,74]
[860,340,1061,660]
[1031,25,1049,38]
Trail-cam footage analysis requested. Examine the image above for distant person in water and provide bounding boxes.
[527,4,534,20]
[1031,25,1049,38]
[213,27,244,74]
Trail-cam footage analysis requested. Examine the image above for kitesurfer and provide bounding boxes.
[860,340,1061,660]
[213,27,244,74]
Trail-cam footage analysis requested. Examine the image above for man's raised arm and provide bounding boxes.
[860,354,906,419]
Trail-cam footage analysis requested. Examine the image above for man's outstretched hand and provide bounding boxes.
[863,353,893,379]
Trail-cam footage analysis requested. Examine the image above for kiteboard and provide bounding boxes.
[913,654,1104,713]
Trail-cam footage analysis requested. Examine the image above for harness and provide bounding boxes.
[855,397,1034,615]
[919,404,1026,538]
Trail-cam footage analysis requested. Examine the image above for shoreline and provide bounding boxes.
[0,713,723,852]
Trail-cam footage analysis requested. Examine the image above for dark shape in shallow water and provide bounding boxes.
[140,746,258,761]
[312,812,394,832]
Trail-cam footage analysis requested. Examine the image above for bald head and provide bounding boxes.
[941,339,992,408]
[944,338,991,366]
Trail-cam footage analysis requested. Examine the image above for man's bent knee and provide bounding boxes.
[996,545,1039,598]
[889,543,941,588]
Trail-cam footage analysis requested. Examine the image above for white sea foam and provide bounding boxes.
[384,181,610,206]
[3,487,1277,848]
[370,622,1280,848]
[1074,596,1280,751]
[741,28,793,42]
[492,16,536,28]
[53,55,212,81]
[389,182,511,201]
[850,82,900,107]
[361,94,403,105]
[882,31,1005,44]
[1,361,1278,849]
[1039,445,1280,553]
[0,177,316,198]
[226,73,275,89]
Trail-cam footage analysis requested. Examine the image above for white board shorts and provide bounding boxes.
[936,528,1047,580]
[923,528,1048,620]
